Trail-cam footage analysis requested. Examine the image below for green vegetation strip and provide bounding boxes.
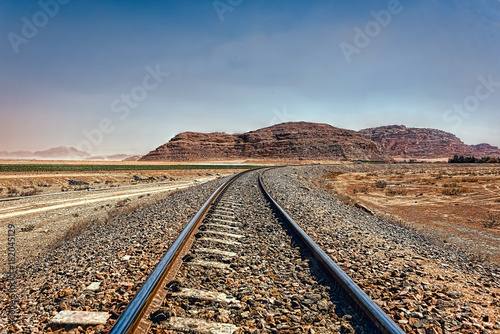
[0,164,260,172]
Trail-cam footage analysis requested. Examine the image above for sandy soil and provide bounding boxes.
[321,164,500,263]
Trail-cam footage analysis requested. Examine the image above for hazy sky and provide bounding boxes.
[1,0,499,155]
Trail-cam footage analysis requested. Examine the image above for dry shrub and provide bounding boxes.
[459,177,479,183]
[324,171,344,180]
[385,187,407,196]
[7,186,19,197]
[483,214,500,228]
[412,178,436,185]
[21,224,36,232]
[442,187,470,196]
[423,178,437,185]
[20,187,41,197]
[442,182,458,188]
[353,186,369,194]
[55,217,103,246]
[115,198,131,207]
[374,180,388,189]
[432,173,444,180]
[53,200,143,248]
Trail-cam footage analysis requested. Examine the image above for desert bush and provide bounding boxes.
[424,178,437,185]
[442,187,470,196]
[459,177,479,183]
[21,224,36,232]
[442,182,458,188]
[413,178,436,185]
[385,187,407,196]
[115,198,131,207]
[7,186,19,197]
[353,186,369,194]
[324,171,344,180]
[20,187,41,197]
[483,214,500,228]
[56,218,101,246]
[374,180,388,189]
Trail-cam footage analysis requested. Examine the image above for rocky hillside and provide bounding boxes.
[360,125,500,159]
[141,122,391,161]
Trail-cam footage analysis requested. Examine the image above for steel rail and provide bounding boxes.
[258,171,405,334]
[109,171,249,334]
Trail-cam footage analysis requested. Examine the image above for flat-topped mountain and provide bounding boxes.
[360,125,500,159]
[140,122,391,161]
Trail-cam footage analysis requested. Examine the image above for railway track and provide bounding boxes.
[110,169,404,334]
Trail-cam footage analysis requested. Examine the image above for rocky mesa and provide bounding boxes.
[140,122,391,162]
[360,125,500,159]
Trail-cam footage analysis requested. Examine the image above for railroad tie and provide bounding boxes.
[199,230,245,239]
[202,223,240,231]
[164,317,238,333]
[198,237,241,246]
[195,247,237,257]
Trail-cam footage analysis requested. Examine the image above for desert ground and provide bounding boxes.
[0,162,246,272]
[317,163,500,263]
[1,161,499,333]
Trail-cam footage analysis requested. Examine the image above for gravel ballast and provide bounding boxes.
[0,176,230,333]
[262,165,500,334]
[150,171,375,334]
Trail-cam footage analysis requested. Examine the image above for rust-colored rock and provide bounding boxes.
[140,122,390,162]
[359,125,500,159]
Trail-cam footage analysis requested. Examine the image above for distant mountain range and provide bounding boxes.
[0,146,140,161]
[359,125,500,159]
[141,122,500,162]
[3,123,499,162]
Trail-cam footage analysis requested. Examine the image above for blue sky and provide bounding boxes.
[0,0,499,155]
